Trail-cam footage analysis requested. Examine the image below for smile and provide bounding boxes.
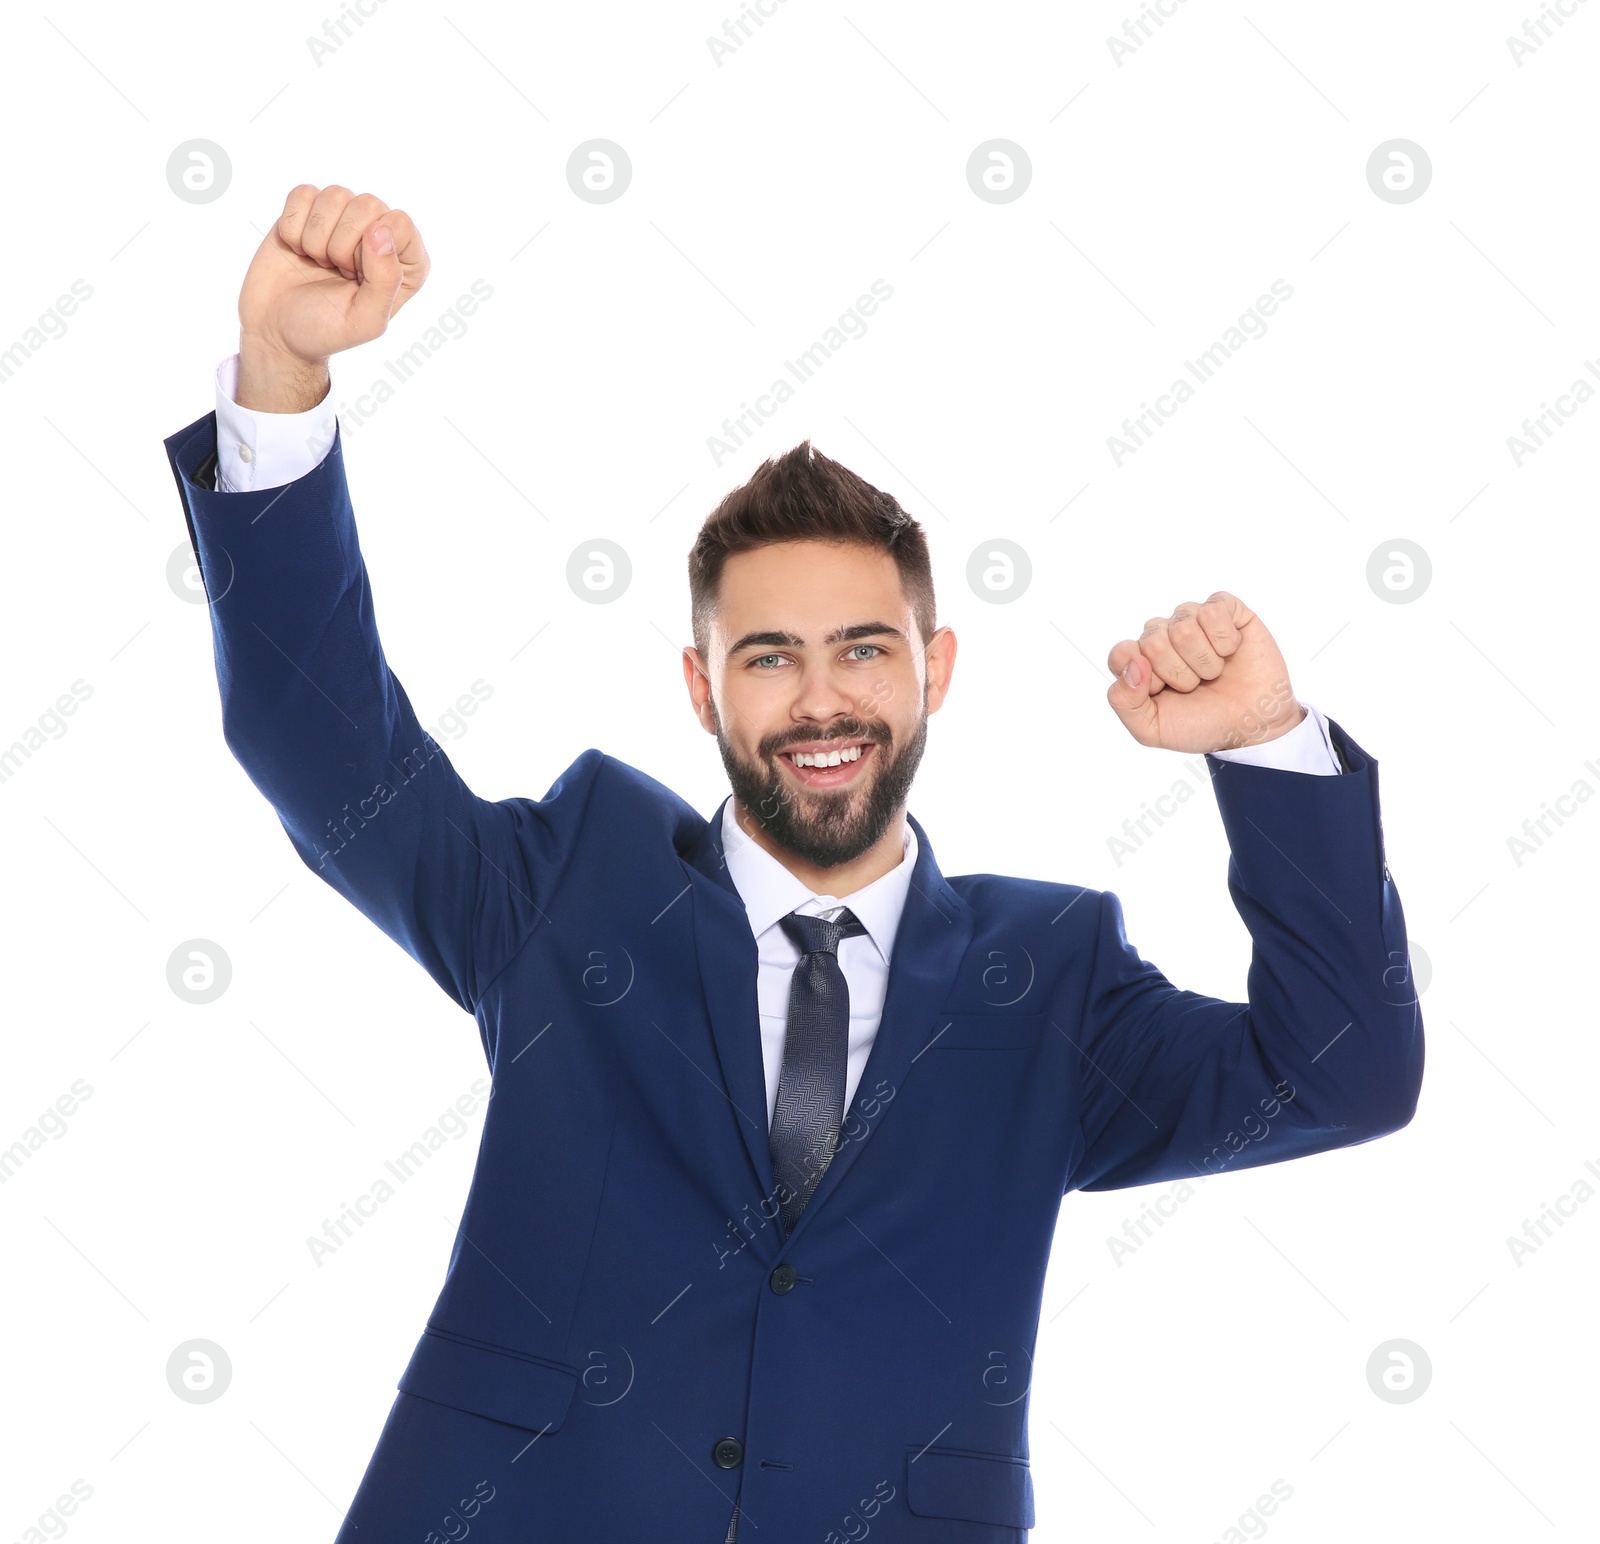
[788,745,864,768]
[778,740,876,787]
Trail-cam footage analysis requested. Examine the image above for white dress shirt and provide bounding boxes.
[211,354,339,494]
[205,355,1344,1128]
[720,799,921,1127]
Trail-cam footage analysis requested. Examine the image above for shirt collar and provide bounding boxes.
[719,796,919,965]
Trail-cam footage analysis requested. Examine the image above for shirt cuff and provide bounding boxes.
[213,353,338,494]
[1207,702,1341,775]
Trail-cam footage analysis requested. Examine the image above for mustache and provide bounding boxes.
[760,721,891,759]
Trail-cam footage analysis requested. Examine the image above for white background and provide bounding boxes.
[2,2,1596,1540]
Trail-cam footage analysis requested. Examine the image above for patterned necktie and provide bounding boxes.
[769,906,868,1235]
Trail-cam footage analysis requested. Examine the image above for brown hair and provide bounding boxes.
[688,440,936,658]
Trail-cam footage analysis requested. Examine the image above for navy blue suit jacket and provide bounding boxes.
[165,413,1423,1542]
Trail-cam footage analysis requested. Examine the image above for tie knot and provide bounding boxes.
[780,907,866,957]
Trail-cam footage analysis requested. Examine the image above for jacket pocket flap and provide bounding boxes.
[398,1328,581,1434]
[906,1444,1035,1527]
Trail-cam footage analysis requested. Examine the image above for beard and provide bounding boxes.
[714,704,928,870]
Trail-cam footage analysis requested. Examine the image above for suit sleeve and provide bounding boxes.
[164,410,598,1016]
[1066,719,1424,1192]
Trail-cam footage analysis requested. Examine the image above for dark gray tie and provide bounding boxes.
[769,907,867,1235]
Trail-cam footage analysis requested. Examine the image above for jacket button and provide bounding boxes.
[712,1437,744,1469]
[769,1263,798,1294]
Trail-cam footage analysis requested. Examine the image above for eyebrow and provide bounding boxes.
[726,621,906,658]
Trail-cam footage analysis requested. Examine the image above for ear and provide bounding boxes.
[923,625,957,714]
[682,646,716,734]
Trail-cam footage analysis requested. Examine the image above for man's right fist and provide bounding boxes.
[235,185,430,412]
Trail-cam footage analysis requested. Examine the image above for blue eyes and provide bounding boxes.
[751,644,883,669]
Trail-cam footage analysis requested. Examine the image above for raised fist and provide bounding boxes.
[1105,592,1303,754]
[236,184,429,410]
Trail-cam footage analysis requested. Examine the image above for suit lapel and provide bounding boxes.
[682,799,778,1204]
[682,798,973,1252]
[779,809,971,1248]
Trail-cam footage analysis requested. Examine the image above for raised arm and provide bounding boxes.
[1066,594,1424,1190]
[166,186,589,1019]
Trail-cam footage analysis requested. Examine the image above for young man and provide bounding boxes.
[163,185,1423,1543]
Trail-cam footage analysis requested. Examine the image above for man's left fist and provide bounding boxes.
[1105,591,1302,754]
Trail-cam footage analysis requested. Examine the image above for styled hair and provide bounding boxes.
[687,440,936,658]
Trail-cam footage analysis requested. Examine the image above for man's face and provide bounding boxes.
[683,540,956,869]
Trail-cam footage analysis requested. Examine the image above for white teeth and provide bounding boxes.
[790,745,863,768]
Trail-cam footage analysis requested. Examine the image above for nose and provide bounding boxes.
[790,664,864,724]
